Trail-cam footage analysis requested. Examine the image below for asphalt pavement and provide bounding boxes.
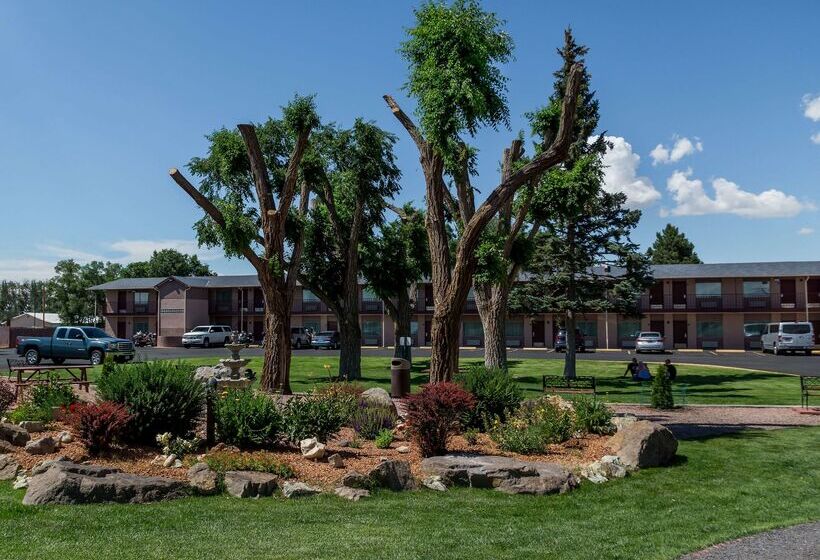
[5,345,815,375]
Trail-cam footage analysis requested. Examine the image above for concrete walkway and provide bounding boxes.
[680,522,819,559]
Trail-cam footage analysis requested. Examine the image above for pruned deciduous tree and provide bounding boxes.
[385,1,583,382]
[170,95,319,394]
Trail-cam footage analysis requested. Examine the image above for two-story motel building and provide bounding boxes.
[90,261,820,350]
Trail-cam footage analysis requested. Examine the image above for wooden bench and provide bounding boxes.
[542,375,597,399]
[6,359,91,399]
[800,376,820,408]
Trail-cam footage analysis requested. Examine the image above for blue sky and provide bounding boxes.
[1,0,818,280]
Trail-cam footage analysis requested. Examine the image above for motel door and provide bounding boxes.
[650,319,665,340]
[532,320,545,346]
[673,320,687,346]
[648,282,664,309]
[672,281,687,309]
[780,279,796,308]
[116,320,127,339]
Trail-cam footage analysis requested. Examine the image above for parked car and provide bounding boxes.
[291,327,313,349]
[181,325,233,348]
[761,322,815,355]
[554,329,585,352]
[16,326,134,366]
[311,331,340,349]
[635,331,665,353]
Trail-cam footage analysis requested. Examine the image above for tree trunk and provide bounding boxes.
[428,302,462,382]
[337,312,362,380]
[392,290,412,362]
[475,284,509,370]
[260,281,292,394]
[563,310,577,380]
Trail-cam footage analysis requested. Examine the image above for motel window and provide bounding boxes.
[467,288,476,301]
[216,290,231,303]
[577,320,597,338]
[410,321,419,338]
[463,320,483,339]
[303,319,321,333]
[134,292,149,306]
[696,320,723,340]
[618,320,640,341]
[302,290,320,302]
[362,320,381,338]
[134,321,149,333]
[505,320,523,338]
[743,280,770,296]
[362,288,380,302]
[695,282,722,297]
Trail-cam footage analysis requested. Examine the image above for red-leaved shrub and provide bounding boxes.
[405,382,475,457]
[0,380,15,417]
[67,401,132,455]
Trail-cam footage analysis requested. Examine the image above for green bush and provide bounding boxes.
[156,432,201,457]
[204,452,294,478]
[463,427,479,445]
[350,401,398,440]
[374,429,394,449]
[455,364,522,430]
[7,400,52,423]
[214,389,283,448]
[30,378,77,411]
[97,361,205,443]
[282,393,351,443]
[572,396,613,434]
[491,397,575,454]
[651,365,674,409]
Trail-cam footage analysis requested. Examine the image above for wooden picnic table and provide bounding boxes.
[6,359,91,398]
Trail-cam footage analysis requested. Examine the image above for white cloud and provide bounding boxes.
[35,244,104,262]
[650,136,703,165]
[811,132,820,144]
[108,239,218,263]
[600,136,662,208]
[0,259,59,281]
[664,169,813,218]
[798,227,815,236]
[803,94,820,122]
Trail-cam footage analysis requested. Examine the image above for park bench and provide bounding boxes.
[542,375,596,399]
[6,358,91,399]
[800,376,820,408]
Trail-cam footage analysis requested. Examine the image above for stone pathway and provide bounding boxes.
[680,522,819,559]
[611,404,820,439]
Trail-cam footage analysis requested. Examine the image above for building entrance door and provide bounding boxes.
[673,320,687,346]
[117,320,127,339]
[532,320,545,346]
[780,279,796,308]
[672,281,687,309]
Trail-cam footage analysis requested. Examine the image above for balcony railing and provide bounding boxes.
[105,304,156,315]
[361,301,383,313]
[639,293,785,312]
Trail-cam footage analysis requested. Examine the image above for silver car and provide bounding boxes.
[635,331,665,353]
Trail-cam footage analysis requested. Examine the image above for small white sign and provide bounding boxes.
[399,337,412,346]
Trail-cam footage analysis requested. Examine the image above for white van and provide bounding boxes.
[760,322,814,355]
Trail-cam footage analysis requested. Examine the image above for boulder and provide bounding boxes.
[328,453,345,469]
[581,455,629,484]
[341,471,371,489]
[58,431,74,444]
[13,474,29,490]
[361,387,397,415]
[0,455,20,480]
[422,475,447,492]
[611,415,639,432]
[608,420,678,469]
[194,365,231,383]
[23,461,187,505]
[25,436,57,455]
[223,471,278,498]
[367,459,415,491]
[0,440,16,453]
[282,481,321,498]
[334,486,370,501]
[162,454,178,468]
[19,421,46,433]
[0,422,30,446]
[421,454,578,496]
[396,445,410,454]
[300,438,326,460]
[187,463,219,495]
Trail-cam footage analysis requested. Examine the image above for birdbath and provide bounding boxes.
[220,343,250,380]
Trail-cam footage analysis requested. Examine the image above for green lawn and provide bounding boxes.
[108,355,803,406]
[1,427,817,560]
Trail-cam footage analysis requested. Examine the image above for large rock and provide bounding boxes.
[581,455,630,484]
[300,438,326,460]
[361,387,398,414]
[282,481,321,498]
[187,462,219,495]
[223,471,278,498]
[421,454,578,496]
[23,461,187,505]
[19,421,46,433]
[0,440,17,453]
[0,423,30,446]
[341,471,371,489]
[608,420,678,469]
[611,415,638,432]
[194,365,230,383]
[25,436,57,455]
[0,455,20,480]
[368,459,415,491]
[334,486,370,501]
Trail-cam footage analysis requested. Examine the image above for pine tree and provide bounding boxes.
[647,224,702,264]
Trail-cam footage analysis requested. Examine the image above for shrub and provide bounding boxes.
[455,365,522,430]
[66,401,132,455]
[97,361,205,443]
[463,427,479,445]
[651,365,674,409]
[30,378,77,411]
[0,380,14,418]
[282,393,351,443]
[374,429,394,449]
[156,432,201,458]
[491,397,575,454]
[572,396,613,434]
[405,382,475,457]
[7,400,52,423]
[350,401,398,440]
[214,389,283,448]
[314,381,365,401]
[204,452,294,478]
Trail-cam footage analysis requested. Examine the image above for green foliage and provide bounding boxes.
[8,378,77,423]
[400,0,513,164]
[651,365,675,409]
[120,249,214,278]
[213,389,283,448]
[647,223,702,264]
[463,427,479,445]
[0,381,15,418]
[8,401,52,423]
[204,452,294,478]
[374,429,395,449]
[156,432,201,458]
[454,364,522,430]
[350,401,398,440]
[97,361,205,443]
[51,259,91,325]
[572,396,613,434]
[282,393,352,443]
[491,397,574,454]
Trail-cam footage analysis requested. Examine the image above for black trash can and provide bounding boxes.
[390,358,411,398]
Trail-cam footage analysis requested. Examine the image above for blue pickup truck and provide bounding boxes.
[16,326,135,366]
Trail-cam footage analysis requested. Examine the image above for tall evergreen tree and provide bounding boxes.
[647,224,702,264]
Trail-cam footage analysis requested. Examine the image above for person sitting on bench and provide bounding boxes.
[623,358,639,378]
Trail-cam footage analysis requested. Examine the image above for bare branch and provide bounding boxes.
[386,202,408,220]
[383,95,426,152]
